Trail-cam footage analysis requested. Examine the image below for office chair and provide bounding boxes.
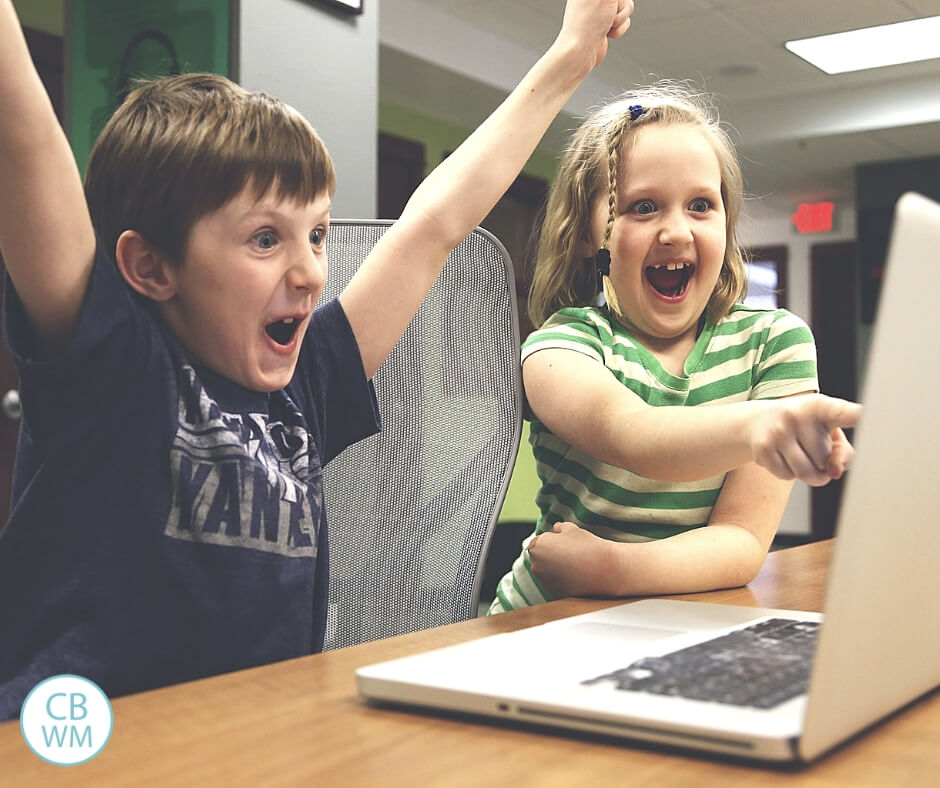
[319,221,523,650]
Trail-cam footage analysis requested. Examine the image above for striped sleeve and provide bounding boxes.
[750,309,818,399]
[521,307,606,364]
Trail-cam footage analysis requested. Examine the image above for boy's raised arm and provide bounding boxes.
[339,0,634,380]
[0,1,96,358]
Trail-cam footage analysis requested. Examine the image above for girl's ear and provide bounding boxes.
[115,230,178,302]
[576,236,596,259]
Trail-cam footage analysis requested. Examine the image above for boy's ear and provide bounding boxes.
[115,230,178,302]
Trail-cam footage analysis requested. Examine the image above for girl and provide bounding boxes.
[489,84,860,613]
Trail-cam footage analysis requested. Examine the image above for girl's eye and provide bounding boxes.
[310,227,327,247]
[631,200,656,215]
[253,230,277,250]
[690,198,712,213]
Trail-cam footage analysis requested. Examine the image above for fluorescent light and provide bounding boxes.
[786,15,940,74]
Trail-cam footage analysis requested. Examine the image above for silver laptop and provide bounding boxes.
[356,192,940,763]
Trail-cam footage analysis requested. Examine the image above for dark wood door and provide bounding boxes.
[480,173,547,343]
[0,29,64,527]
[810,240,858,540]
[377,132,425,220]
[0,270,20,528]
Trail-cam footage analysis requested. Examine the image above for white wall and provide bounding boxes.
[237,0,378,219]
[739,199,858,536]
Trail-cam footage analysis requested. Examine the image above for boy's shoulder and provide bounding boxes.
[5,242,159,371]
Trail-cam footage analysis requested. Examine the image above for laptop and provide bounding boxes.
[356,192,940,763]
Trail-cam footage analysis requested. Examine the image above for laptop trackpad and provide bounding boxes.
[563,622,685,646]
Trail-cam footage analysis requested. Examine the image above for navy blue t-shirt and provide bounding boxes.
[0,247,379,720]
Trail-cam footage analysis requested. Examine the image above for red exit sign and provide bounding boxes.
[791,201,835,233]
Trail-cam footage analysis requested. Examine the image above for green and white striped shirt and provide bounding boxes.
[488,304,818,614]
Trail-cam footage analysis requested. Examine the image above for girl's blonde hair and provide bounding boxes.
[528,83,748,329]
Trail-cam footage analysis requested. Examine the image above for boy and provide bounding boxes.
[0,1,634,718]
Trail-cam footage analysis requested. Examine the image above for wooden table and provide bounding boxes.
[1,540,937,785]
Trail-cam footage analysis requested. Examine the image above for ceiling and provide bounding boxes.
[380,0,940,214]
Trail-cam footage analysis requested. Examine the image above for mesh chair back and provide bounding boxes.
[319,221,522,650]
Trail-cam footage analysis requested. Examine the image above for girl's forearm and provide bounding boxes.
[599,399,775,482]
[601,525,769,597]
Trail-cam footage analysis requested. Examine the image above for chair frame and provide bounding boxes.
[321,220,523,647]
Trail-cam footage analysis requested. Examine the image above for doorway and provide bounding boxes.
[810,240,858,540]
[479,173,547,343]
[377,132,425,220]
[0,28,64,526]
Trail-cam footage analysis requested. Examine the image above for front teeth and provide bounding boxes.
[650,262,691,271]
[282,318,295,324]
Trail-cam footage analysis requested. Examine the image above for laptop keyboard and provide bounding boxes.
[583,618,820,709]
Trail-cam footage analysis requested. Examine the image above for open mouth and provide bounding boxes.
[645,262,694,299]
[265,317,301,346]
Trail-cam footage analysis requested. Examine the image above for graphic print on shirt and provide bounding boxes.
[164,365,320,557]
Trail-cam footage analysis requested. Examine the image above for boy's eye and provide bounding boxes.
[310,227,327,247]
[631,200,656,215]
[690,198,712,213]
[253,230,277,249]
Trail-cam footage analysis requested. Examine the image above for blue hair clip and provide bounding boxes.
[629,104,645,121]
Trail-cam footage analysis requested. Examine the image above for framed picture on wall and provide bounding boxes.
[318,0,363,14]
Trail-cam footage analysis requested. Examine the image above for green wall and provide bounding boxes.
[497,422,539,523]
[12,0,63,35]
[379,100,559,184]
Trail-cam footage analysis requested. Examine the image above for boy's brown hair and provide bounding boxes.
[84,72,335,265]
